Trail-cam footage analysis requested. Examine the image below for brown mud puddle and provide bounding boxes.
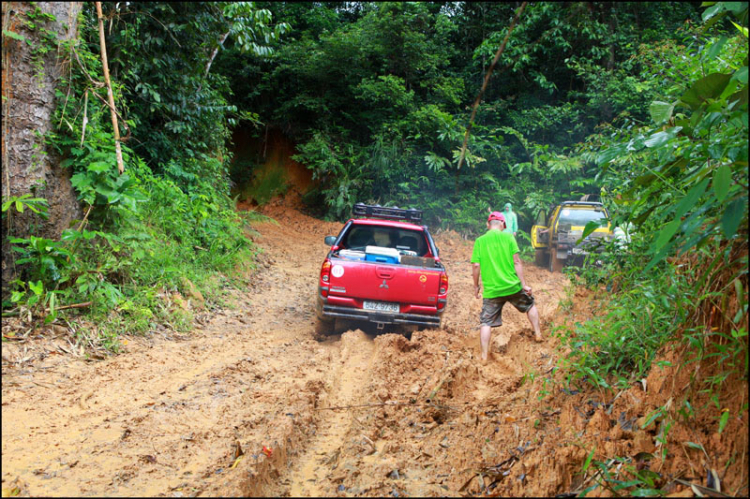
[2,198,746,497]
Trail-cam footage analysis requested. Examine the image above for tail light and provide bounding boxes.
[320,260,331,297]
[439,273,448,295]
[321,260,331,282]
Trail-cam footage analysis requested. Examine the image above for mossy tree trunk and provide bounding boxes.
[1,2,83,294]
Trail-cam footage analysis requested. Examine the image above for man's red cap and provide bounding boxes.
[488,211,506,223]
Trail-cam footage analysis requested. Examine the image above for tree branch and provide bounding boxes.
[457,2,528,173]
[204,30,231,78]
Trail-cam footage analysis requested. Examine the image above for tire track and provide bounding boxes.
[288,330,376,497]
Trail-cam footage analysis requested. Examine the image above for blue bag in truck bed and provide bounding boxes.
[364,246,400,264]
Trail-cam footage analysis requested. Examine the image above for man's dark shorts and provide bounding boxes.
[480,290,535,327]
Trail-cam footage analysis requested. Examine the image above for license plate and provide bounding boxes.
[363,300,399,313]
[572,247,587,255]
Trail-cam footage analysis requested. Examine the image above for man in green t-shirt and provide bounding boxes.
[471,212,542,362]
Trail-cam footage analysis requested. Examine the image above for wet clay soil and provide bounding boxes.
[2,199,747,497]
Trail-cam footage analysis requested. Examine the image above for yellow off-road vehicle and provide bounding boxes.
[531,201,614,272]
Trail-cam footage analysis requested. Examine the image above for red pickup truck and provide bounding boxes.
[315,204,449,334]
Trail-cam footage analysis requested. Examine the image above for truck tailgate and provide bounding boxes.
[328,258,440,305]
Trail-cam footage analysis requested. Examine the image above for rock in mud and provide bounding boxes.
[492,330,512,353]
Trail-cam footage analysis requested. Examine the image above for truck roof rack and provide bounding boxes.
[560,201,605,208]
[352,203,422,223]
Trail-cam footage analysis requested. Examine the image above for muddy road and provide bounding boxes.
[1,202,598,497]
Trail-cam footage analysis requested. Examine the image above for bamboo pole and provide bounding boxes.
[95,2,124,174]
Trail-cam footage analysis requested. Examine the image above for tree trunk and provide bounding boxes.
[1,2,83,294]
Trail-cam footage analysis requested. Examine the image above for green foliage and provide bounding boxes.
[557,258,696,390]
[576,403,675,496]
[4,3,265,351]
[2,194,49,219]
[87,2,286,185]
[8,278,64,324]
[2,29,28,44]
[223,2,289,56]
[553,6,748,466]
[580,454,666,497]
[9,236,72,284]
[292,131,367,219]
[61,134,145,213]
[222,1,700,240]
[588,18,748,271]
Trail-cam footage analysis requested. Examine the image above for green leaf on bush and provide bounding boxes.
[581,219,604,240]
[731,20,748,38]
[70,173,92,191]
[29,280,44,295]
[680,73,732,110]
[635,173,657,186]
[676,178,710,219]
[701,3,724,22]
[654,219,681,252]
[713,165,731,203]
[705,36,728,61]
[644,127,681,148]
[651,178,710,252]
[721,197,747,238]
[726,3,749,15]
[595,144,626,166]
[88,161,111,173]
[732,66,748,85]
[649,101,674,124]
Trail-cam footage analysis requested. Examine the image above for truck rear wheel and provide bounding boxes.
[549,248,564,273]
[535,249,548,268]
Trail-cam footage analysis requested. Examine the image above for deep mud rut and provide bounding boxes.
[3,200,744,497]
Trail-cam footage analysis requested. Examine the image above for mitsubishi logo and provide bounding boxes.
[379,279,389,289]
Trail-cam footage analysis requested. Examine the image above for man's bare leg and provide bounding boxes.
[480,324,492,361]
[526,305,542,342]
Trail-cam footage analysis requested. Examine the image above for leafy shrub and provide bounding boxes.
[557,258,696,389]
[3,13,257,348]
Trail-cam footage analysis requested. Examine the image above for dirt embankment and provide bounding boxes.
[2,199,747,497]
